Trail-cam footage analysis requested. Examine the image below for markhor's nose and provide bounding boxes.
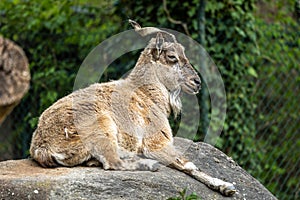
[192,77,201,91]
[193,78,201,86]
[192,77,201,90]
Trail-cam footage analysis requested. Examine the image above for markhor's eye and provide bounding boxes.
[167,55,177,62]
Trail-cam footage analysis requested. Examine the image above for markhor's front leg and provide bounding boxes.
[183,161,236,196]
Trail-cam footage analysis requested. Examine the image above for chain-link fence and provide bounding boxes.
[254,65,299,199]
[221,21,300,199]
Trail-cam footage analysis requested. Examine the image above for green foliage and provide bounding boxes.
[0,0,120,157]
[167,188,202,200]
[204,0,259,173]
[251,1,300,198]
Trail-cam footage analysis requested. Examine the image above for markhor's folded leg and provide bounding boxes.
[85,156,160,171]
[80,114,160,171]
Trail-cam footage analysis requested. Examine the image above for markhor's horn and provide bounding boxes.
[129,19,177,43]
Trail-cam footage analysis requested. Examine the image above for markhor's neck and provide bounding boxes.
[124,52,181,117]
[126,54,158,86]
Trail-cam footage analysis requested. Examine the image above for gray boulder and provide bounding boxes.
[0,137,277,200]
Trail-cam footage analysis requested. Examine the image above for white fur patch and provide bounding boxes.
[211,177,227,186]
[52,153,66,160]
[64,127,69,138]
[184,162,198,171]
[51,153,68,166]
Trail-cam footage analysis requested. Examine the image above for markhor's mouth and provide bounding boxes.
[182,84,200,94]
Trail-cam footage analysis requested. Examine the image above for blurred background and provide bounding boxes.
[0,0,299,199]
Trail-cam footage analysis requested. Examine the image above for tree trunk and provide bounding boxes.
[0,36,30,124]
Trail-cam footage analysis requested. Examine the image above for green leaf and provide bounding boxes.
[248,67,258,78]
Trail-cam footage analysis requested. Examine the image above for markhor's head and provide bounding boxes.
[129,20,201,96]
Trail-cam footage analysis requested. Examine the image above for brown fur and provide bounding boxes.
[30,22,236,196]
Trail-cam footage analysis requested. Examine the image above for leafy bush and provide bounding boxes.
[0,0,120,157]
[167,188,202,200]
[251,1,300,198]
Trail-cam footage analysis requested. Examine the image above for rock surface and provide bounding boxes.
[0,137,277,200]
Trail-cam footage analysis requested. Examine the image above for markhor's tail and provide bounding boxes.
[30,145,59,168]
[30,131,58,168]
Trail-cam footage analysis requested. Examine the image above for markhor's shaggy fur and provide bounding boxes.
[30,20,236,196]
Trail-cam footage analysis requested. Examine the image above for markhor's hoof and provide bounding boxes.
[220,183,236,196]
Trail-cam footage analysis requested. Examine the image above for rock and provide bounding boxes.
[0,36,30,124]
[0,137,277,200]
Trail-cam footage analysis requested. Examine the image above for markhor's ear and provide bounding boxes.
[155,32,164,57]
